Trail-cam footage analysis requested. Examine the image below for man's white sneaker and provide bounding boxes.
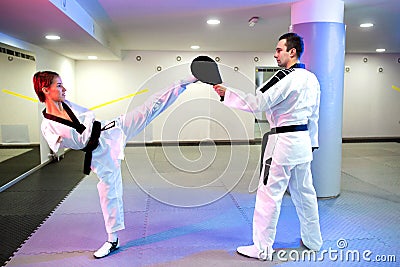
[300,239,320,251]
[93,239,120,259]
[236,244,273,261]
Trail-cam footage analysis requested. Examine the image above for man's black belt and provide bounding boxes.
[81,120,115,175]
[270,124,308,134]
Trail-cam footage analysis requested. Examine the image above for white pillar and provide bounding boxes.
[291,0,345,198]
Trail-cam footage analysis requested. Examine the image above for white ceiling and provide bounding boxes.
[0,0,399,60]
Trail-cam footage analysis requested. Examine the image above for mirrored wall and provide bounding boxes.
[0,42,40,189]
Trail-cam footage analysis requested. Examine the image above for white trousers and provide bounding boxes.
[253,160,322,254]
[96,165,125,234]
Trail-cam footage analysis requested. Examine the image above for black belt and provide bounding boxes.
[270,124,307,134]
[81,120,115,175]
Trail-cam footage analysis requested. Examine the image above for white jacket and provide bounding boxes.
[223,68,320,165]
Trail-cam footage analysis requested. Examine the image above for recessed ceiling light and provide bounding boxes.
[360,23,374,28]
[191,45,200,50]
[88,55,98,60]
[376,48,386,53]
[207,19,220,25]
[45,35,60,40]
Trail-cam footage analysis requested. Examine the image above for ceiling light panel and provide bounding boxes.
[207,19,220,25]
[45,35,61,40]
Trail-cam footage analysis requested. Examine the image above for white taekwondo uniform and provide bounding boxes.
[41,78,195,234]
[223,64,322,256]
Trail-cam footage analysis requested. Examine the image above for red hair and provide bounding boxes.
[33,71,59,102]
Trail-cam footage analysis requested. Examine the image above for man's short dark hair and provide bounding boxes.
[279,32,304,59]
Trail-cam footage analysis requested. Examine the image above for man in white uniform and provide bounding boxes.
[213,32,322,260]
[34,71,196,258]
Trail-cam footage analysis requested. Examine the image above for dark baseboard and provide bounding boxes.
[342,137,400,143]
[127,137,400,147]
[0,144,39,149]
[126,140,261,147]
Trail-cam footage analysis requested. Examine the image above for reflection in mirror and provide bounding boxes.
[0,43,40,190]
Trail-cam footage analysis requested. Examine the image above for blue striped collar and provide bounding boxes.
[289,63,305,69]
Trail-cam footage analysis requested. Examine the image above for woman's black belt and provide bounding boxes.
[269,124,308,134]
[81,120,115,175]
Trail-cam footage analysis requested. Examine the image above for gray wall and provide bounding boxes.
[343,54,400,138]
[1,34,399,148]
[75,51,400,140]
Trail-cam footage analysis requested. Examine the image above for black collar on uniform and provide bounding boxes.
[289,62,305,69]
[42,102,86,134]
[259,62,306,93]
